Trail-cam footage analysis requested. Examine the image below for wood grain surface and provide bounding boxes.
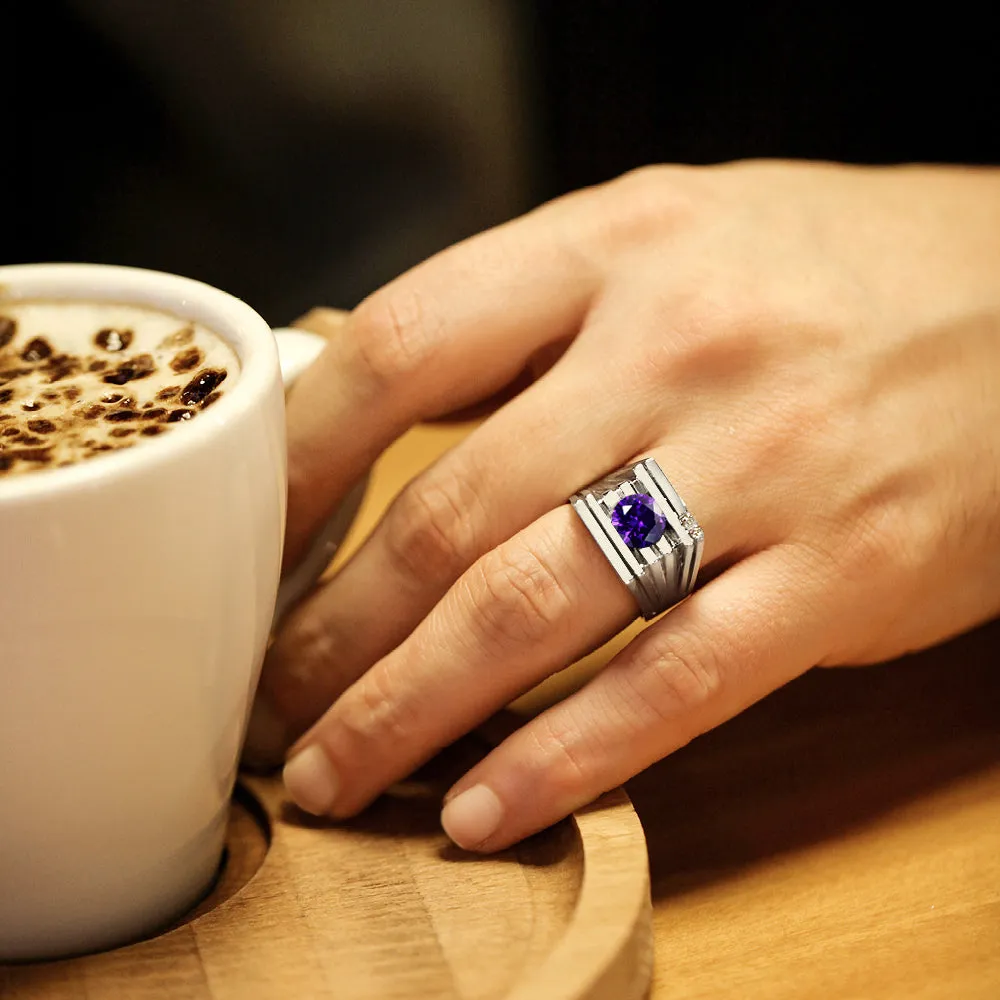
[1,726,651,1000]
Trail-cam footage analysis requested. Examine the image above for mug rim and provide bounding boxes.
[0,263,279,504]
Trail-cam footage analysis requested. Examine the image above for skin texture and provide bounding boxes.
[245,160,1000,851]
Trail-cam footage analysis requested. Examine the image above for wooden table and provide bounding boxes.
[354,422,1000,1000]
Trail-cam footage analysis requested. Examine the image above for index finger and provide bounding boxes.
[283,209,601,567]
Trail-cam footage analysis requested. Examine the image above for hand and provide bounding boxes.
[246,161,1000,851]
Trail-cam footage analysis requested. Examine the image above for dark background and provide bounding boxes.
[7,2,999,323]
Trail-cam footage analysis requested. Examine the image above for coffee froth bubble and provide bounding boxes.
[0,301,240,477]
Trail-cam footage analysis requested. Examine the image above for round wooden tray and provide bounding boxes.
[1,728,652,1000]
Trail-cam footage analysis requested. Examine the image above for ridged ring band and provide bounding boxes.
[569,458,704,620]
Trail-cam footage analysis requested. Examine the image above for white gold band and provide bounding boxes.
[570,458,704,620]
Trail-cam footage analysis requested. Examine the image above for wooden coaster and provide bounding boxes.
[1,729,652,1000]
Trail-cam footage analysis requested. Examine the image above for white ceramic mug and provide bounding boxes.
[0,264,356,961]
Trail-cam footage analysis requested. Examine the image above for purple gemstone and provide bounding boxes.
[611,493,667,548]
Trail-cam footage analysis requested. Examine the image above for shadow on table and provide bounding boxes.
[626,619,1000,902]
[279,728,579,870]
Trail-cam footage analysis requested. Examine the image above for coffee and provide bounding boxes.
[0,301,239,477]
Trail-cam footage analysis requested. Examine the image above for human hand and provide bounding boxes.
[246,161,1000,851]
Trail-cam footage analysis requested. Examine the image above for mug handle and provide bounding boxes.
[269,325,369,626]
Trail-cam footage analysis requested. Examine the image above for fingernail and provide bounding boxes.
[283,744,340,815]
[441,784,503,849]
[242,697,293,769]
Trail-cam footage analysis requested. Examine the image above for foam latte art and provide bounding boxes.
[0,301,240,477]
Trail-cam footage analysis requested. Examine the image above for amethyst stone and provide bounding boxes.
[611,493,667,548]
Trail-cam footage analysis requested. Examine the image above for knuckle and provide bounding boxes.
[384,473,481,587]
[612,163,693,206]
[597,165,707,249]
[270,604,365,715]
[336,660,419,750]
[531,714,593,795]
[278,610,340,691]
[830,487,926,590]
[630,633,725,723]
[470,541,574,648]
[847,510,899,570]
[637,287,783,394]
[350,287,438,387]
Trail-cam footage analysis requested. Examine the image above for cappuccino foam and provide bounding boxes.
[0,301,239,477]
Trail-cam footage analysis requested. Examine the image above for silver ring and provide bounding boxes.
[569,458,704,620]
